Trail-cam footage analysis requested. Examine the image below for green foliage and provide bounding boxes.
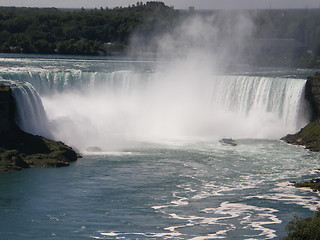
[0,149,19,161]
[0,3,178,56]
[0,5,320,67]
[282,210,320,240]
[282,121,320,151]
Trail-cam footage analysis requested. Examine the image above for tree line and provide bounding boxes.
[0,3,320,67]
[0,2,178,56]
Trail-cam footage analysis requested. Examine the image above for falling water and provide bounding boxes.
[0,79,51,138]
[0,58,318,240]
[1,69,309,151]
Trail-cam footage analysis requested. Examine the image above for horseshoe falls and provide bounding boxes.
[0,57,319,240]
[1,63,309,151]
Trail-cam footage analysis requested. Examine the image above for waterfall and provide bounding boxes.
[0,79,51,138]
[210,75,308,131]
[0,71,149,95]
[0,70,310,151]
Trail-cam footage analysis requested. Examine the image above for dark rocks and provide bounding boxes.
[294,178,320,192]
[0,84,79,173]
[0,84,15,133]
[282,73,320,152]
[305,72,320,121]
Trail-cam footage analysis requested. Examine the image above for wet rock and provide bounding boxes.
[0,84,79,173]
[305,72,320,121]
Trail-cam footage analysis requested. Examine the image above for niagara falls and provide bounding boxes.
[1,2,320,240]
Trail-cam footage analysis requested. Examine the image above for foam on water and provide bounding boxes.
[0,57,318,240]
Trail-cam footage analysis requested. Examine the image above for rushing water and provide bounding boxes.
[0,55,319,240]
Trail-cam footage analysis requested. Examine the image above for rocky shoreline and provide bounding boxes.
[282,72,320,152]
[0,84,79,172]
[281,122,320,191]
[281,72,320,192]
[281,121,320,152]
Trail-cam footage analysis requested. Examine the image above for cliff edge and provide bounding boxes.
[0,84,78,172]
[305,72,320,121]
[281,72,320,152]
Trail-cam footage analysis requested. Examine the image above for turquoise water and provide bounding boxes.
[1,140,320,239]
[0,55,320,239]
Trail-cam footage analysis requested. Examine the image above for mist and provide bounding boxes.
[40,13,308,152]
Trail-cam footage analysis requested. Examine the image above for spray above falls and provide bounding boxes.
[0,65,310,152]
[2,68,305,152]
[0,14,311,151]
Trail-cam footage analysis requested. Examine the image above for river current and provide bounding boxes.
[0,55,319,239]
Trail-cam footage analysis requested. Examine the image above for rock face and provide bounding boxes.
[0,84,15,133]
[281,73,320,151]
[0,84,79,172]
[305,72,320,121]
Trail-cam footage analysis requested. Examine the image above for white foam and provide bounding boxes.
[100,232,119,236]
[189,232,228,240]
[275,181,295,187]
[151,205,168,210]
[83,151,136,156]
[201,202,281,239]
[246,187,320,211]
[97,231,183,239]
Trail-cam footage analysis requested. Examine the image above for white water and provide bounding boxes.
[0,58,317,240]
[36,69,309,151]
[0,79,51,138]
[0,60,310,152]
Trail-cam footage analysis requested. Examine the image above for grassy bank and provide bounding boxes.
[282,121,320,152]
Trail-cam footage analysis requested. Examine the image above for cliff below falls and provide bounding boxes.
[0,84,78,172]
[282,72,320,152]
[305,72,320,121]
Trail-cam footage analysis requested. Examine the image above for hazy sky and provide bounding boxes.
[0,0,319,10]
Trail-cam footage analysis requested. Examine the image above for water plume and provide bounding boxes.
[40,71,308,152]
[7,13,310,152]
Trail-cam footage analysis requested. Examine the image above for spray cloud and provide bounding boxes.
[38,12,308,152]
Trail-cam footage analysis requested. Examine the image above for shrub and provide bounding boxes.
[282,210,320,240]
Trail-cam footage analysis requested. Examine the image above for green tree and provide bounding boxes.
[282,210,320,240]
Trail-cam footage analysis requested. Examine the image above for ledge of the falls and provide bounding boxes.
[0,84,79,172]
[282,72,320,152]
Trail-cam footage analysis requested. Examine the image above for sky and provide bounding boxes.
[0,0,319,10]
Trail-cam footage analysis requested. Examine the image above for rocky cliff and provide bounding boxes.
[282,72,320,152]
[0,84,15,133]
[305,72,320,121]
[0,84,79,172]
